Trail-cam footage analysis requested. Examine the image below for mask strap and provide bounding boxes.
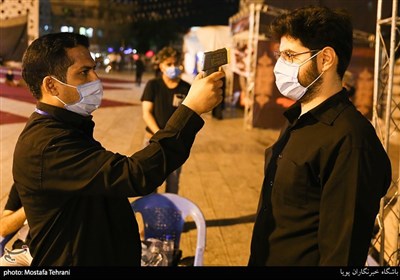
[53,95,67,106]
[51,76,76,89]
[306,70,324,89]
[299,50,322,67]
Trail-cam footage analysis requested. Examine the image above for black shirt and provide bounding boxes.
[141,78,190,134]
[249,89,392,266]
[5,184,22,211]
[13,102,203,266]
[5,185,29,249]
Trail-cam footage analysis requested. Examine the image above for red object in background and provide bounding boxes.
[132,54,140,61]
[145,50,155,58]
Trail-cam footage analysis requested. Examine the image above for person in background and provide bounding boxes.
[151,55,161,78]
[135,55,146,87]
[14,32,224,266]
[248,6,391,266]
[343,70,356,101]
[211,76,226,120]
[140,46,191,194]
[5,68,16,86]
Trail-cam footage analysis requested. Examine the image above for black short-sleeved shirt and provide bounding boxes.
[141,78,190,134]
[13,102,203,266]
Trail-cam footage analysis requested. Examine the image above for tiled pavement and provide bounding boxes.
[0,69,280,266]
[1,69,397,267]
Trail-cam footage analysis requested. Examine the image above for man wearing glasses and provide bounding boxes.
[248,6,391,266]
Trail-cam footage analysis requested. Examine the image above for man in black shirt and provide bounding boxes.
[248,6,392,266]
[14,32,224,266]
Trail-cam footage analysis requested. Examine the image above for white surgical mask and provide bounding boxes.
[165,66,181,79]
[273,51,323,101]
[52,77,103,116]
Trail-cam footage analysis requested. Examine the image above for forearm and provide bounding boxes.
[0,208,26,237]
[142,112,160,134]
[131,105,204,194]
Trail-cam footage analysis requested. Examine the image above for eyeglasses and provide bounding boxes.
[273,49,320,64]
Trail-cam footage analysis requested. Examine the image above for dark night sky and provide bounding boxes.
[152,0,394,34]
[263,0,395,34]
[124,0,396,51]
[132,0,241,29]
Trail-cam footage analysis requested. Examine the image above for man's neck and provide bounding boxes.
[162,75,179,89]
[300,82,342,116]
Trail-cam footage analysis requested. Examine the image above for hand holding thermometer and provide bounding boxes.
[201,48,229,76]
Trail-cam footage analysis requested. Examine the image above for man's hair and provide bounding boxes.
[156,46,181,64]
[270,6,353,79]
[22,32,90,99]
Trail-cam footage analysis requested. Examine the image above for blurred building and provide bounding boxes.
[48,0,138,52]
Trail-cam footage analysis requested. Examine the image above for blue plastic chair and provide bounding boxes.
[0,232,16,257]
[131,193,206,266]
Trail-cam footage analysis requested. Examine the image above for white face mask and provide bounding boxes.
[52,77,103,116]
[273,51,323,101]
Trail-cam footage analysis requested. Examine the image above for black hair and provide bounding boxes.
[156,46,181,63]
[22,32,90,99]
[270,6,353,79]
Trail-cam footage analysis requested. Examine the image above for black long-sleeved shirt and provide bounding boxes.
[249,89,392,266]
[13,102,203,266]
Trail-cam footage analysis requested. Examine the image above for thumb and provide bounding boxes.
[194,71,205,81]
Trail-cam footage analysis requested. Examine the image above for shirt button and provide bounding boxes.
[278,154,283,159]
[269,181,273,187]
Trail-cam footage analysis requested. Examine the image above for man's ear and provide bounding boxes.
[42,76,58,96]
[320,47,336,72]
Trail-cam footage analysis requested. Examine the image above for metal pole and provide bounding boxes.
[387,0,399,266]
[384,0,397,152]
[372,0,383,130]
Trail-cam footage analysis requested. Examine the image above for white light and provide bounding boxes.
[60,26,69,32]
[86,28,93,38]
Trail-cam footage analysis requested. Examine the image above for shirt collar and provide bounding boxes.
[284,89,352,125]
[36,102,95,132]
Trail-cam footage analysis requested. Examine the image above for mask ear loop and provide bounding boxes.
[50,76,78,106]
[50,76,77,89]
[299,50,322,67]
[305,70,324,90]
[300,50,324,89]
[54,95,68,106]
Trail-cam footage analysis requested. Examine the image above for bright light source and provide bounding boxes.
[145,50,155,58]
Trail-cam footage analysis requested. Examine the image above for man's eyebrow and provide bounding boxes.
[77,65,96,71]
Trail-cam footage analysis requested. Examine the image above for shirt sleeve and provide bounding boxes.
[39,104,204,197]
[318,137,391,265]
[140,79,156,102]
[5,183,22,211]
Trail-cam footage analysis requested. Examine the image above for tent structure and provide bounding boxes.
[0,0,39,64]
[182,25,233,83]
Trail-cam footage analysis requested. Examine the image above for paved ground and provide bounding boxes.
[0,69,280,266]
[1,69,398,267]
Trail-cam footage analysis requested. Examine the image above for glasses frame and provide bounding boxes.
[274,49,320,64]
